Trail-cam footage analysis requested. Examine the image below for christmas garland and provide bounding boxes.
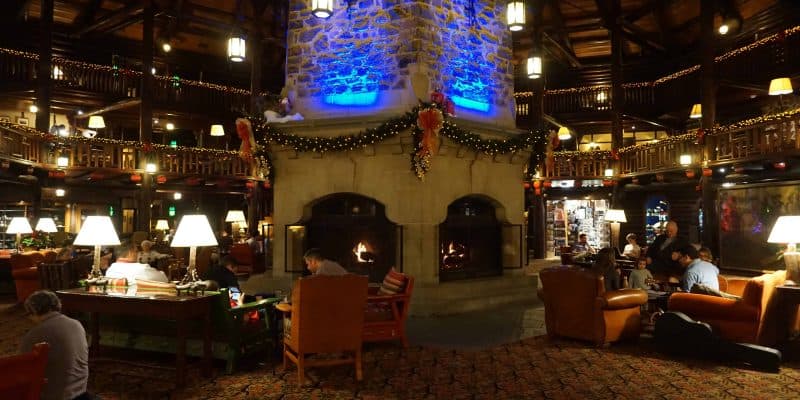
[251,103,549,181]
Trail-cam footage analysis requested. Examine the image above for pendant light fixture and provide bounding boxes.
[312,0,334,18]
[689,103,702,119]
[526,56,542,79]
[768,78,793,96]
[210,124,225,136]
[557,126,571,140]
[227,32,246,62]
[87,115,106,129]
[506,1,525,32]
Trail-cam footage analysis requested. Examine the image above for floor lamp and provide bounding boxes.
[171,214,218,289]
[605,209,627,252]
[73,216,121,282]
[768,216,800,285]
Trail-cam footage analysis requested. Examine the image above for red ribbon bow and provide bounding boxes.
[417,108,444,156]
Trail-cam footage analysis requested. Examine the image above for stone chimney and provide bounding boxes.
[286,0,516,128]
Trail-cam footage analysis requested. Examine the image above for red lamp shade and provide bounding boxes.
[534,188,542,195]
[48,170,66,178]
[686,170,696,179]
[702,168,713,177]
[156,175,167,184]
[543,180,552,188]
[245,180,255,189]
[774,162,786,170]
[263,181,272,189]
[523,182,531,189]
[130,174,142,183]
[533,180,541,189]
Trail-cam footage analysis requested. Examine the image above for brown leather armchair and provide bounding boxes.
[538,266,647,346]
[10,252,46,302]
[282,275,368,385]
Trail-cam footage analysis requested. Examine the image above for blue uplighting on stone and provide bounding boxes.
[451,95,490,112]
[324,91,379,106]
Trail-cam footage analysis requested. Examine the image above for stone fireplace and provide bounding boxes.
[267,1,538,315]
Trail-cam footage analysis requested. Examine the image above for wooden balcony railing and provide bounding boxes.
[541,108,800,179]
[0,123,254,179]
[0,48,253,113]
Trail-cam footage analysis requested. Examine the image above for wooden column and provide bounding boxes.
[530,0,546,259]
[700,0,718,250]
[610,0,624,151]
[138,2,154,232]
[249,27,263,114]
[35,0,54,132]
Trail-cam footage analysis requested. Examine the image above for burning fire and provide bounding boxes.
[442,241,467,269]
[353,241,375,263]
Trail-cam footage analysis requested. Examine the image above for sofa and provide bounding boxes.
[10,250,57,302]
[538,266,648,346]
[668,270,792,346]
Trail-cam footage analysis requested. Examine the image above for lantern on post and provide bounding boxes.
[311,0,334,18]
[227,32,246,62]
[506,1,525,32]
[526,56,542,79]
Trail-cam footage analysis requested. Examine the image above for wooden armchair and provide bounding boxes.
[0,342,49,400]
[363,275,414,347]
[214,288,281,373]
[281,275,368,385]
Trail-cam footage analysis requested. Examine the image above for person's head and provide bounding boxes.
[303,248,325,273]
[626,233,637,244]
[140,240,153,252]
[578,233,588,243]
[698,247,713,262]
[593,247,616,273]
[24,290,61,323]
[675,245,699,268]
[220,255,235,272]
[666,221,678,238]
[637,257,647,270]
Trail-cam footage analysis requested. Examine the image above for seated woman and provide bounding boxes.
[136,240,168,266]
[592,247,621,292]
[622,233,641,260]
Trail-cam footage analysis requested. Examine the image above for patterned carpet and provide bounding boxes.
[3,300,800,400]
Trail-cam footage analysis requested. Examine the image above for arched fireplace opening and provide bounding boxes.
[302,193,399,282]
[439,195,503,282]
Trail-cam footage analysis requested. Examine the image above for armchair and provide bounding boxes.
[538,266,647,346]
[10,251,45,302]
[282,275,368,385]
[229,243,254,276]
[363,275,414,346]
[0,342,49,400]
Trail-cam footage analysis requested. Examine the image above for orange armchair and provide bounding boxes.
[0,342,49,400]
[229,243,254,276]
[668,270,789,346]
[282,275,368,385]
[10,252,46,302]
[538,266,647,346]
[363,275,414,347]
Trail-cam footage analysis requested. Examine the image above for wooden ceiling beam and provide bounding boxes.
[545,0,577,60]
[619,20,666,53]
[73,0,102,27]
[71,1,145,38]
[622,0,658,23]
[543,32,582,68]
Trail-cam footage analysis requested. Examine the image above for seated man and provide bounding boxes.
[204,256,240,289]
[572,233,595,257]
[675,245,719,292]
[105,262,169,283]
[303,248,347,276]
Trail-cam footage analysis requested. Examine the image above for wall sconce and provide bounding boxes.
[57,156,69,168]
[679,154,692,166]
[87,115,106,129]
[227,33,247,62]
[174,192,182,200]
[689,103,702,119]
[506,1,525,31]
[210,124,225,136]
[145,163,157,173]
[165,122,175,131]
[526,56,542,79]
[55,188,65,197]
[311,0,334,18]
[29,104,39,113]
[604,168,614,178]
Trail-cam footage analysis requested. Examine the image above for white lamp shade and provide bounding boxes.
[210,124,225,136]
[679,154,692,166]
[87,115,106,129]
[171,215,218,247]
[225,210,246,222]
[35,218,58,233]
[311,0,334,18]
[690,103,702,119]
[606,209,627,223]
[74,216,121,246]
[506,1,525,31]
[768,78,793,96]
[155,219,170,231]
[604,168,614,177]
[6,217,33,234]
[526,56,542,79]
[227,36,246,62]
[557,126,571,140]
[768,216,800,244]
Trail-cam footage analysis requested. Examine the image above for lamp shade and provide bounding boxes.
[768,77,793,96]
[74,216,121,246]
[689,104,702,119]
[210,124,225,136]
[506,1,525,31]
[170,215,218,247]
[87,115,106,129]
[557,126,571,140]
[225,210,246,222]
[35,217,58,233]
[768,216,800,244]
[526,56,542,79]
[227,35,246,62]
[605,209,627,223]
[679,154,692,166]
[6,217,33,234]
[311,0,334,18]
[155,219,170,231]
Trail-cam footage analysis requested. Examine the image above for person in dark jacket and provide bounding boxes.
[646,220,688,277]
[204,255,239,289]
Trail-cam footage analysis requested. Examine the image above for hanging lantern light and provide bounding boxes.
[689,103,702,119]
[87,115,106,129]
[506,1,525,32]
[526,56,541,79]
[557,126,571,140]
[768,78,793,96]
[312,0,334,18]
[210,124,225,136]
[227,33,246,62]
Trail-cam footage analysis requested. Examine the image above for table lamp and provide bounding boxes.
[605,209,627,251]
[767,216,800,285]
[171,214,218,287]
[225,210,246,240]
[6,217,33,251]
[74,216,121,281]
[35,217,58,233]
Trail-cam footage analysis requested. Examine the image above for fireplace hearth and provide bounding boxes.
[439,196,502,282]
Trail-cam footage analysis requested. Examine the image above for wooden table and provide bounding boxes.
[57,287,218,387]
